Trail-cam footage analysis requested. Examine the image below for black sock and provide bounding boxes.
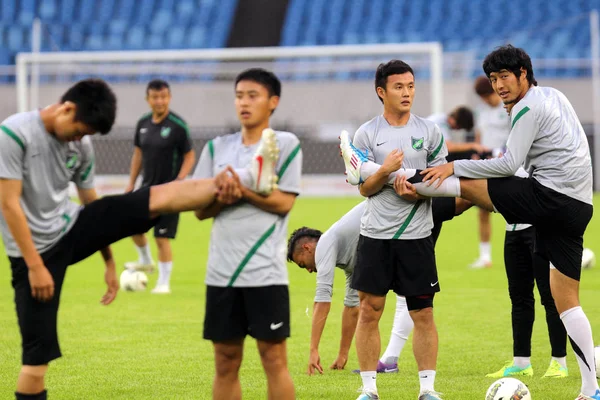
[15,390,47,400]
[407,169,424,184]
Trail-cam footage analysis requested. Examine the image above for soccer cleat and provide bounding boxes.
[376,360,398,373]
[356,392,380,400]
[250,128,280,195]
[575,390,600,400]
[468,258,492,269]
[542,359,568,378]
[124,261,155,273]
[151,284,171,294]
[486,361,533,378]
[418,390,443,400]
[351,361,399,374]
[340,130,368,186]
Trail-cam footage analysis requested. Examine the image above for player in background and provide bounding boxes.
[287,195,470,377]
[467,76,511,269]
[350,60,446,400]
[345,45,597,400]
[124,80,196,294]
[427,106,489,161]
[193,68,301,400]
[0,79,279,400]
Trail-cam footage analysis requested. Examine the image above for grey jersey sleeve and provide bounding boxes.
[352,128,374,162]
[72,137,95,189]
[343,270,359,307]
[454,106,537,178]
[193,140,214,179]
[276,135,302,195]
[314,236,338,303]
[0,125,25,180]
[427,124,448,167]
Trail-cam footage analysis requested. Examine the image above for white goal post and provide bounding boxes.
[16,42,443,116]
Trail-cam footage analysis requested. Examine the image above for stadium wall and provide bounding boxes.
[0,78,595,130]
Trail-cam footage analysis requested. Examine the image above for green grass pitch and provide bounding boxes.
[1,196,600,399]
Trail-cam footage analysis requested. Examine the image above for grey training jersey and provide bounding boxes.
[353,114,448,239]
[454,86,593,205]
[194,131,302,287]
[476,102,510,150]
[314,201,365,307]
[0,111,95,257]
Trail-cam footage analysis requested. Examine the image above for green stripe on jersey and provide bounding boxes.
[228,223,276,286]
[278,144,301,179]
[392,200,422,239]
[427,135,444,163]
[511,106,530,128]
[1,125,24,150]
[208,140,214,159]
[168,114,190,137]
[81,160,94,182]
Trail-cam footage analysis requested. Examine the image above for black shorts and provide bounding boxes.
[204,285,290,342]
[431,197,456,245]
[488,177,593,281]
[153,213,179,239]
[10,188,157,365]
[352,235,439,297]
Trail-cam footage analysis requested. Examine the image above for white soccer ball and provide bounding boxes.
[595,346,600,378]
[485,377,531,400]
[119,270,148,292]
[582,248,596,269]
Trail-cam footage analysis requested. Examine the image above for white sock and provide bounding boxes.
[136,244,153,265]
[479,242,491,262]
[234,168,253,188]
[560,306,599,395]
[513,356,531,368]
[360,161,417,185]
[414,176,461,197]
[380,296,414,364]
[158,261,173,286]
[360,371,377,394]
[418,370,436,393]
[552,356,567,369]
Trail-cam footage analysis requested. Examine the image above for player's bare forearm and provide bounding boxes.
[241,188,296,215]
[194,200,226,221]
[176,150,196,180]
[0,179,43,269]
[339,305,359,356]
[127,147,143,188]
[100,247,114,263]
[359,168,390,197]
[311,301,332,352]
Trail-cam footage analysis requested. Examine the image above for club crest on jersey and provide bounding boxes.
[65,151,78,170]
[160,127,171,138]
[411,136,424,151]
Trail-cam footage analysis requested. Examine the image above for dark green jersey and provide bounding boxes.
[134,111,192,186]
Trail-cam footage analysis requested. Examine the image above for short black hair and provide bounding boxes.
[146,79,170,95]
[60,79,117,135]
[474,76,495,97]
[375,60,414,104]
[482,45,538,87]
[287,227,322,263]
[449,106,474,131]
[235,68,281,98]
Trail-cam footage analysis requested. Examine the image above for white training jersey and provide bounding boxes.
[193,131,303,287]
[476,101,510,151]
[454,86,593,205]
[0,111,95,257]
[314,201,365,307]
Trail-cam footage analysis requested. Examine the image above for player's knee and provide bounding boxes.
[21,365,48,379]
[358,294,385,317]
[258,341,288,373]
[214,346,243,377]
